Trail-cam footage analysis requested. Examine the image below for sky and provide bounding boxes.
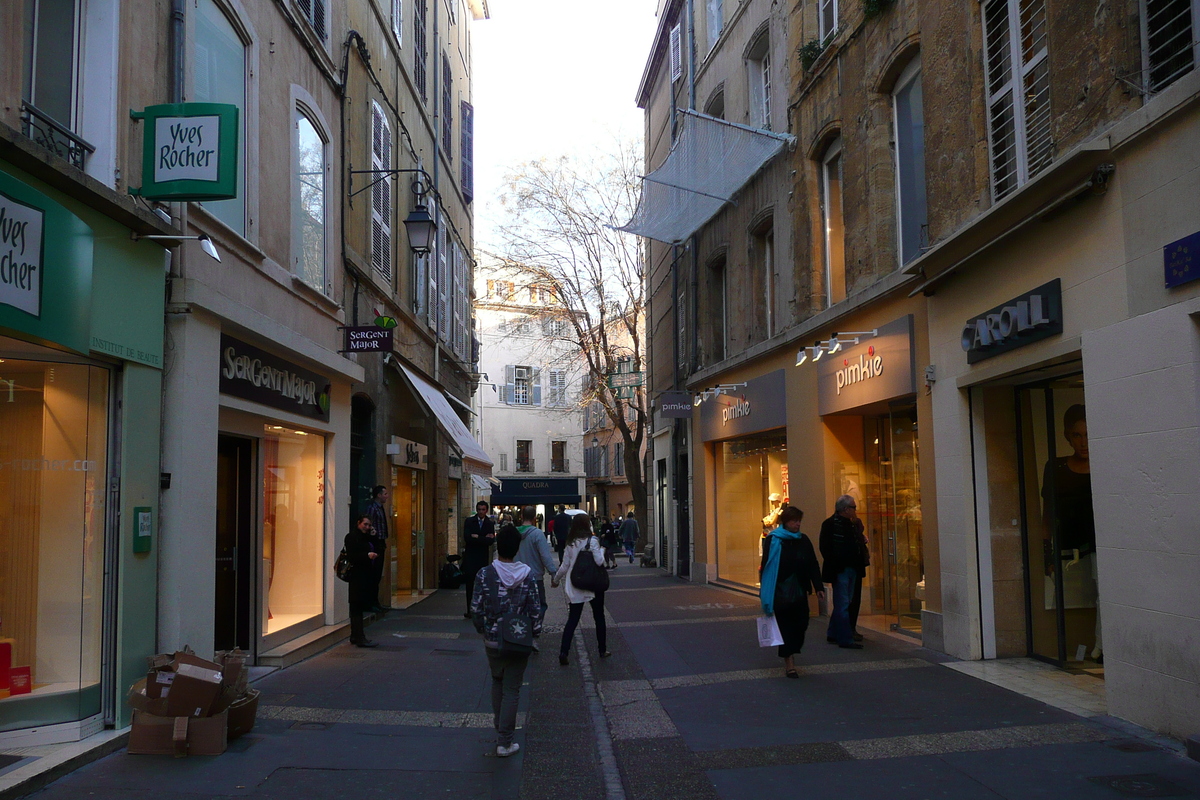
[471,0,659,251]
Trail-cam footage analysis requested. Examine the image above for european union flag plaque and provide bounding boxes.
[1164,230,1200,288]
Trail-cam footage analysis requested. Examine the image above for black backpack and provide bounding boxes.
[570,538,610,593]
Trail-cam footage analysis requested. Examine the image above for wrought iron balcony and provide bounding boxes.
[20,102,95,171]
[515,458,535,473]
[551,458,569,473]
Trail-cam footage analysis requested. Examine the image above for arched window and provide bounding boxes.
[194,0,247,234]
[294,109,327,292]
[893,56,927,265]
[820,138,846,307]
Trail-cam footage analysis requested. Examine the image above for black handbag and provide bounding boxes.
[487,570,535,654]
[570,539,610,593]
[774,574,804,612]
[334,547,353,582]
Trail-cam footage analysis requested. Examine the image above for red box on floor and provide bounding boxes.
[0,639,11,691]
[8,666,31,695]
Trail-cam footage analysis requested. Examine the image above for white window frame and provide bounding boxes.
[1140,0,1199,93]
[293,106,328,293]
[821,138,845,308]
[981,0,1049,201]
[513,366,531,405]
[392,0,404,46]
[747,35,771,129]
[370,101,393,282]
[819,0,838,42]
[892,56,927,266]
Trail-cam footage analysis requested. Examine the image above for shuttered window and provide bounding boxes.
[414,0,428,101]
[370,102,393,282]
[392,0,403,46]
[982,0,1051,201]
[296,0,327,40]
[669,23,683,82]
[1144,0,1198,93]
[461,100,474,204]
[442,54,454,157]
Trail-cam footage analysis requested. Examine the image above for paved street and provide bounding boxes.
[29,569,1200,800]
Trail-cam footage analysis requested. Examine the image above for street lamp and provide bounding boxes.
[592,436,599,448]
[402,204,436,255]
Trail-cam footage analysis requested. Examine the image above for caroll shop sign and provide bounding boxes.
[218,334,331,421]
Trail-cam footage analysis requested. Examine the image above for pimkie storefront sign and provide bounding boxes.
[657,391,693,419]
[961,279,1062,364]
[219,334,331,421]
[699,370,787,442]
[817,315,916,416]
[130,103,240,200]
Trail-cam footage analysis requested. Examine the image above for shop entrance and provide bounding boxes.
[215,435,254,652]
[391,466,424,597]
[1015,374,1101,673]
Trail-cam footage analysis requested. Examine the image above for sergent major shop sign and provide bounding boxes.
[130,103,240,200]
[219,334,331,421]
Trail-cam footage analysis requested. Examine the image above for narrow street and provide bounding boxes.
[28,570,1200,800]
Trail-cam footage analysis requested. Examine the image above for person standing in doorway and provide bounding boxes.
[364,485,390,613]
[462,500,496,619]
[552,514,609,665]
[760,506,825,678]
[515,505,557,626]
[471,524,543,757]
[619,511,640,564]
[345,515,380,648]
[820,495,865,649]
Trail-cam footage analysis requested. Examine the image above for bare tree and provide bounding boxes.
[489,141,649,528]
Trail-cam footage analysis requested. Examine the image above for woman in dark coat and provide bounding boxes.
[345,514,380,647]
[759,506,825,678]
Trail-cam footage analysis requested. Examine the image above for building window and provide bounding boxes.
[893,56,928,266]
[461,100,474,203]
[551,441,567,473]
[392,0,404,46]
[747,35,771,129]
[709,256,727,363]
[982,0,1051,201]
[1143,0,1198,93]
[294,110,327,292]
[707,0,724,50]
[499,452,508,471]
[542,317,567,337]
[753,224,775,337]
[414,0,428,101]
[370,102,393,281]
[669,22,683,82]
[614,442,625,476]
[21,0,88,167]
[442,53,453,157]
[194,0,247,235]
[819,0,838,42]
[548,369,568,406]
[295,0,326,40]
[704,89,725,120]
[820,138,846,307]
[516,440,533,473]
[506,365,540,405]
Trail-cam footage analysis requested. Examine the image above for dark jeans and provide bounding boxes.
[560,595,606,657]
[463,561,485,613]
[623,543,635,562]
[826,567,856,645]
[849,572,863,633]
[534,578,548,620]
[486,648,529,746]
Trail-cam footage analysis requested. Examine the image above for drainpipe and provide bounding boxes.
[431,0,442,389]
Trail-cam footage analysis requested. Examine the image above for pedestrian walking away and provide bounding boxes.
[552,514,610,665]
[364,485,390,613]
[344,515,381,648]
[552,505,572,559]
[462,500,496,618]
[600,516,619,568]
[820,495,866,648]
[759,506,825,678]
[515,505,557,629]
[471,524,543,758]
[619,510,639,563]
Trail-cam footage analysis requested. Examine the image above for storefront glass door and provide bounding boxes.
[391,467,423,598]
[1016,375,1100,671]
[215,435,254,653]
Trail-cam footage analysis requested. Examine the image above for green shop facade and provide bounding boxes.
[0,162,165,745]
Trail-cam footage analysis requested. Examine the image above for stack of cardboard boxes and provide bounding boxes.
[127,648,260,757]
[0,639,32,698]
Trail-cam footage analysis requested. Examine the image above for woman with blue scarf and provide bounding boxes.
[759,506,825,678]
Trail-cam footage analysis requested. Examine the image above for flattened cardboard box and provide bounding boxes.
[128,710,228,756]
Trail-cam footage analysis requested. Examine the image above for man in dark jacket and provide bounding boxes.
[364,485,390,613]
[345,515,380,647]
[819,495,864,649]
[619,511,640,563]
[462,501,496,618]
[552,507,572,558]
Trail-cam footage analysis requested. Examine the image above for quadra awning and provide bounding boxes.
[398,364,494,475]
[618,109,795,245]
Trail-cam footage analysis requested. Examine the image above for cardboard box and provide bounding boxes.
[127,679,169,716]
[226,689,260,740]
[164,663,223,718]
[146,669,175,699]
[127,710,228,757]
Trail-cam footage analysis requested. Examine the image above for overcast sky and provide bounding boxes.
[472,0,659,250]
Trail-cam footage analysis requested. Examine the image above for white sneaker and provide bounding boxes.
[496,743,520,758]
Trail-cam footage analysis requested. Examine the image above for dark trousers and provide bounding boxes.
[826,568,856,645]
[463,562,485,613]
[560,595,606,657]
[849,573,863,633]
[486,648,530,746]
[535,578,548,618]
[348,577,372,643]
[369,540,387,608]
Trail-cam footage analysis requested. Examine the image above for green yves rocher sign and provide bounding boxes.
[130,103,239,200]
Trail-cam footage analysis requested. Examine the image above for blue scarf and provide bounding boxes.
[760,526,801,616]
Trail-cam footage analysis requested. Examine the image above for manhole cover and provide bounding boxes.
[290,722,331,731]
[1087,774,1190,797]
[1107,740,1159,754]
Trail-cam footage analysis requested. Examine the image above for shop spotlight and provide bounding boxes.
[827,338,843,355]
[795,349,808,366]
[131,231,221,262]
[812,346,826,361]
[693,394,704,406]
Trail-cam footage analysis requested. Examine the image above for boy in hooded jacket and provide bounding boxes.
[472,524,543,757]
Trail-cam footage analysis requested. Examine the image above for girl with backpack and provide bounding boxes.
[551,514,610,665]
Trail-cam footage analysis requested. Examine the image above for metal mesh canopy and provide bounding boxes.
[619,109,794,244]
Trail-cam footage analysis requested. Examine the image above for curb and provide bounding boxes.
[0,729,130,800]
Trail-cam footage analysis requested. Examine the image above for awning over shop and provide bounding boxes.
[487,477,582,507]
[470,474,492,492]
[398,364,493,475]
[618,109,794,245]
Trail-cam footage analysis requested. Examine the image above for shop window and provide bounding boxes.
[893,56,928,266]
[1143,0,1198,93]
[294,109,327,292]
[0,359,109,732]
[714,433,787,587]
[820,138,846,306]
[194,0,248,235]
[262,426,325,636]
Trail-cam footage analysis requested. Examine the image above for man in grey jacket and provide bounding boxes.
[516,505,557,618]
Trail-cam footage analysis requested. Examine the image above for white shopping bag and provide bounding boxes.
[757,615,784,647]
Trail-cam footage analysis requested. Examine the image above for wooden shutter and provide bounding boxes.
[669,23,682,82]
[503,365,515,404]
[460,101,474,204]
[531,368,542,406]
[370,103,392,281]
[414,0,428,100]
[392,0,403,45]
[437,222,450,339]
[442,54,454,156]
[452,242,466,357]
[313,0,326,39]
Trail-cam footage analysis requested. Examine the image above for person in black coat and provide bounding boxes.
[462,501,496,618]
[819,496,865,649]
[552,507,572,558]
[760,506,824,678]
[345,515,380,647]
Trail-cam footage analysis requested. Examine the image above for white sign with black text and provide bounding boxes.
[153,116,221,183]
[0,191,44,317]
